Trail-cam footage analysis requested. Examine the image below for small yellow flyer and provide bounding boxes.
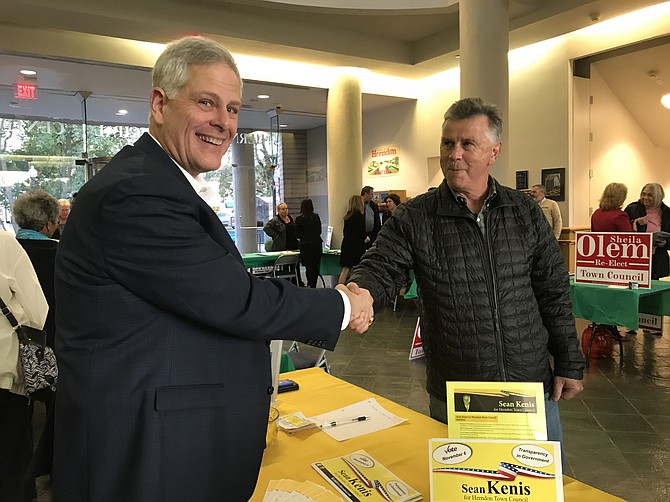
[446,382,547,440]
[429,438,563,502]
[312,449,422,501]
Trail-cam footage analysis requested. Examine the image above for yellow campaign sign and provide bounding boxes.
[429,438,563,502]
[446,382,547,440]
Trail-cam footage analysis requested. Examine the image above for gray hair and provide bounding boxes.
[641,183,665,208]
[152,36,242,99]
[443,97,503,143]
[13,190,59,231]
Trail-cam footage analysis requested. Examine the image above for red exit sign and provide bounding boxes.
[14,82,38,100]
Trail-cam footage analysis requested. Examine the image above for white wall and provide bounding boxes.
[361,71,460,198]
[361,100,422,197]
[588,66,670,215]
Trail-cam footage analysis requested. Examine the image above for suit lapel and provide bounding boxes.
[133,133,244,265]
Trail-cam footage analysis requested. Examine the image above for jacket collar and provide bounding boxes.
[134,133,192,191]
[436,176,511,216]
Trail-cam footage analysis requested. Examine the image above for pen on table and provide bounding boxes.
[319,416,371,429]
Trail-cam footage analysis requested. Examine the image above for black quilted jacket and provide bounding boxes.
[349,178,584,401]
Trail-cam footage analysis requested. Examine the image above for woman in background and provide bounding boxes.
[13,190,59,350]
[338,195,367,285]
[0,231,48,501]
[382,193,401,224]
[625,183,670,279]
[295,199,322,288]
[263,202,299,252]
[590,182,632,232]
[12,190,60,494]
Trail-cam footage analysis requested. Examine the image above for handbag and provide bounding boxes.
[0,297,58,401]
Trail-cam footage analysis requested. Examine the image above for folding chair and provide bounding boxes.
[272,253,300,283]
[287,341,330,373]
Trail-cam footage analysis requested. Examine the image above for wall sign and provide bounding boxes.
[575,232,652,288]
[515,170,528,190]
[541,167,565,201]
[14,82,38,100]
[367,145,399,176]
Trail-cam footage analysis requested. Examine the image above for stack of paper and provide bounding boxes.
[277,412,317,435]
[312,449,422,501]
[308,398,406,441]
[263,479,341,502]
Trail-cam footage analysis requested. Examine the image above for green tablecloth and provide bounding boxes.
[570,279,670,329]
[241,251,289,269]
[241,250,342,276]
[319,251,342,276]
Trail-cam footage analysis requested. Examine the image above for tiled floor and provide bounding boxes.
[322,296,670,502]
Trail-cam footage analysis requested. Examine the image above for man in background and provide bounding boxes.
[531,184,562,239]
[349,97,583,447]
[50,198,70,240]
[361,185,381,248]
[53,36,373,502]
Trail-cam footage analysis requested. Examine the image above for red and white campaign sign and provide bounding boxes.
[408,317,424,360]
[574,232,652,288]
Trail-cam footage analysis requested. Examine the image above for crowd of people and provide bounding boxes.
[2,34,669,502]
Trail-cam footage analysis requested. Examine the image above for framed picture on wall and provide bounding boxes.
[515,170,528,190]
[541,167,565,201]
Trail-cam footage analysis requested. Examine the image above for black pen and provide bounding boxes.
[319,416,371,429]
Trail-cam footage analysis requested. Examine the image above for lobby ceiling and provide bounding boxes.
[0,0,669,143]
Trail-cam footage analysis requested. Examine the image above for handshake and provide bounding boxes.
[336,282,375,334]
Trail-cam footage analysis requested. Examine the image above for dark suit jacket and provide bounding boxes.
[53,134,344,502]
[365,200,382,246]
[17,238,58,349]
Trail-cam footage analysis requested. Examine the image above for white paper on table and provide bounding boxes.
[307,397,406,441]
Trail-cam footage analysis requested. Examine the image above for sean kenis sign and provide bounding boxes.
[575,232,652,288]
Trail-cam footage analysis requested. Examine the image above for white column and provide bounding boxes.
[460,0,511,185]
[327,73,362,248]
[231,132,258,254]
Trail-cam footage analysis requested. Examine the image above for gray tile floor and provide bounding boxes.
[322,296,670,502]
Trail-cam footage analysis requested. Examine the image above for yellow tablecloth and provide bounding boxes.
[250,368,623,501]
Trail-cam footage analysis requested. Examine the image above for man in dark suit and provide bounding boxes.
[53,37,373,502]
[361,185,381,248]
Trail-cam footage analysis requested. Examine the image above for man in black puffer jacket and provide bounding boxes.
[349,97,584,445]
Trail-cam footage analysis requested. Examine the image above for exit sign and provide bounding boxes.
[14,82,38,100]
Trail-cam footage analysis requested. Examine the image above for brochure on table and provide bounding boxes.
[446,381,547,440]
[312,449,422,501]
[430,438,563,502]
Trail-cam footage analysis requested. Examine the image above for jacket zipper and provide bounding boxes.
[477,205,507,381]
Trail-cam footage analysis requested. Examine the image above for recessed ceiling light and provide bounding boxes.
[279,124,288,128]
[116,109,128,116]
[662,93,670,109]
[257,94,270,99]
[20,69,37,76]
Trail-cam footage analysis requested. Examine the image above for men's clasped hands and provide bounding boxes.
[335,282,374,334]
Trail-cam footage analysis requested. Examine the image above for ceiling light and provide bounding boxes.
[20,69,37,76]
[279,124,288,128]
[257,94,270,99]
[116,109,128,116]
[661,93,670,109]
